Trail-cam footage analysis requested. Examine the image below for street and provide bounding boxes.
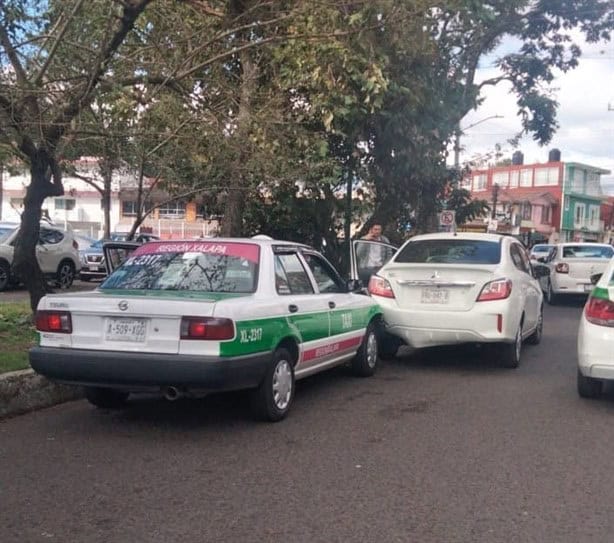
[2,299,614,543]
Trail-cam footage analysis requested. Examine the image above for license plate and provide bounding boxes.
[105,318,147,342]
[421,287,450,304]
[89,265,102,271]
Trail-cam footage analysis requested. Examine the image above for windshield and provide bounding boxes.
[100,241,260,293]
[395,239,501,264]
[562,245,613,259]
[532,245,552,253]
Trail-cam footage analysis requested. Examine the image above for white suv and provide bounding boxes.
[0,223,81,291]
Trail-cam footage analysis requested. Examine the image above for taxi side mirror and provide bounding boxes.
[347,279,363,292]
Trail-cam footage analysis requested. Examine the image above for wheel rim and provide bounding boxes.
[366,332,378,368]
[514,325,522,361]
[58,263,74,288]
[272,360,292,410]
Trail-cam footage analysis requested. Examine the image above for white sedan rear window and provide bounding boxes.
[562,246,613,259]
[395,240,501,264]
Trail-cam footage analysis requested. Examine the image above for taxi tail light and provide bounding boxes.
[585,297,614,327]
[477,279,512,302]
[36,310,72,333]
[555,263,569,274]
[180,317,235,340]
[368,275,395,299]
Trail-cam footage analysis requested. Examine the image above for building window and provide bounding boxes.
[520,168,532,187]
[564,196,570,211]
[520,203,532,220]
[55,198,76,211]
[493,172,508,187]
[121,201,138,216]
[473,174,487,192]
[509,170,519,188]
[574,203,585,226]
[589,206,600,228]
[541,206,552,224]
[535,167,559,186]
[158,201,186,218]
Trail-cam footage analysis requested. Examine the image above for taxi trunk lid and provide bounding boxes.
[566,258,611,280]
[383,264,498,311]
[42,291,225,353]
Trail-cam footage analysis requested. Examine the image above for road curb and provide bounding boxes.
[0,369,82,419]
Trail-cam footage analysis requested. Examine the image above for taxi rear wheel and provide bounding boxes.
[351,322,379,377]
[251,348,295,422]
[84,387,129,409]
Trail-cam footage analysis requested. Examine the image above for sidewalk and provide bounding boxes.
[0,369,82,419]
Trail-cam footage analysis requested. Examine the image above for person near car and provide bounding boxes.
[356,221,390,285]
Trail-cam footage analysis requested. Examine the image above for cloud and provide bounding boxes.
[454,34,614,194]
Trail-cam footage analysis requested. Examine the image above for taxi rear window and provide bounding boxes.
[562,245,613,259]
[101,242,260,293]
[395,239,501,264]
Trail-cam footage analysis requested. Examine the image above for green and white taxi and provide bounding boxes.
[30,238,383,421]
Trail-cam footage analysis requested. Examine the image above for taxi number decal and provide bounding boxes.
[240,327,263,343]
[341,313,353,330]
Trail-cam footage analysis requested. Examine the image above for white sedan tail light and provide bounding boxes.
[36,310,72,333]
[585,292,614,327]
[476,279,512,302]
[368,275,395,299]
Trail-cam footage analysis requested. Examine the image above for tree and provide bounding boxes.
[0,0,153,311]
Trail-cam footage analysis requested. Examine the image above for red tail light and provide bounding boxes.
[585,297,614,327]
[555,263,569,274]
[477,279,512,302]
[368,275,395,298]
[36,310,72,333]
[180,317,235,340]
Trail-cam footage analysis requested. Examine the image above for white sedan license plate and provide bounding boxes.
[421,287,450,304]
[105,318,147,342]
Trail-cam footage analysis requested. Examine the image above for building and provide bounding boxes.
[0,158,220,238]
[463,150,611,244]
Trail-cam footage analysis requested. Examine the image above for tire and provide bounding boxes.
[378,330,402,361]
[545,280,558,305]
[84,387,129,409]
[526,307,543,345]
[0,260,10,292]
[250,348,295,422]
[56,260,75,289]
[500,321,522,369]
[351,322,379,376]
[577,370,602,399]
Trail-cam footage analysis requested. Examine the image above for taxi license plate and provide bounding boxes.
[421,287,449,304]
[105,318,147,342]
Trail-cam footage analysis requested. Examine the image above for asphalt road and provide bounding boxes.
[2,299,614,543]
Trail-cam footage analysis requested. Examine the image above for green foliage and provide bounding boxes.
[0,302,36,374]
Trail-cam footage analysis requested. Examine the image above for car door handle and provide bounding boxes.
[288,304,299,313]
[328,301,336,309]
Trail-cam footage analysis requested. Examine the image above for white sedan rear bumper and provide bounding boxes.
[577,316,614,380]
[376,298,524,349]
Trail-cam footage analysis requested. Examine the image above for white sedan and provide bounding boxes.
[577,256,614,398]
[353,233,543,368]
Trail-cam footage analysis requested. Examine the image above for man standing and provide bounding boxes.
[356,221,392,285]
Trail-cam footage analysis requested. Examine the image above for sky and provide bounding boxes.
[454,33,614,196]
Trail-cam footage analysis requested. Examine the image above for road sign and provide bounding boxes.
[439,210,456,226]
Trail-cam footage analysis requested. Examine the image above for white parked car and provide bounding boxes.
[577,257,614,398]
[0,222,81,291]
[353,233,544,368]
[529,243,554,261]
[534,242,614,304]
[30,238,384,421]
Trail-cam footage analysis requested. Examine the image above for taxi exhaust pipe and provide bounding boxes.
[163,386,183,401]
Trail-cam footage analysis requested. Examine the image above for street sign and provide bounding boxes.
[439,210,456,226]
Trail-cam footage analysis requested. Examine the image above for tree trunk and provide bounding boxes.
[220,48,257,237]
[100,161,113,239]
[13,150,64,313]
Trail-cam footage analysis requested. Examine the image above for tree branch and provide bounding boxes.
[0,21,29,86]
